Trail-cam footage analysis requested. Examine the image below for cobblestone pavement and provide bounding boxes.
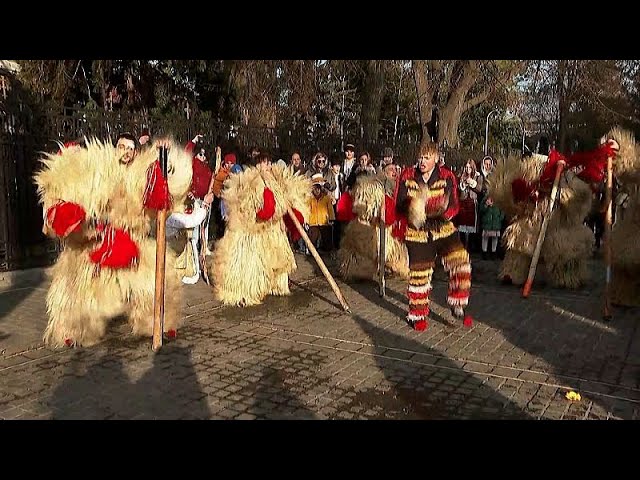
[1,253,638,420]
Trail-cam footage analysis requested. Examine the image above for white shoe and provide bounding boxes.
[182,274,200,285]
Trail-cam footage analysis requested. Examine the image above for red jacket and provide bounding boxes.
[185,140,213,200]
[191,158,212,200]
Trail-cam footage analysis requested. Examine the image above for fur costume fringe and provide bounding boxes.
[606,126,640,184]
[490,153,593,288]
[338,175,409,281]
[210,165,311,306]
[611,188,640,306]
[35,138,191,347]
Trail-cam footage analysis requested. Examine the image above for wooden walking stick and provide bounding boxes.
[378,197,386,297]
[152,145,169,351]
[214,145,222,174]
[603,153,614,321]
[260,170,351,313]
[522,158,566,298]
[199,146,221,285]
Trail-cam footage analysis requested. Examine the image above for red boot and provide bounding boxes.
[413,319,428,331]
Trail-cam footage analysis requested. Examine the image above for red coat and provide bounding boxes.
[191,158,213,200]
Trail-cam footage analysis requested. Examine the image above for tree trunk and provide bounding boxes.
[412,60,434,144]
[91,60,112,111]
[437,61,481,148]
[557,60,569,152]
[439,100,465,148]
[228,61,278,128]
[360,60,386,151]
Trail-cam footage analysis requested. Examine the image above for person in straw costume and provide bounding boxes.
[606,127,640,306]
[336,166,409,282]
[34,134,192,347]
[209,152,311,306]
[489,137,619,289]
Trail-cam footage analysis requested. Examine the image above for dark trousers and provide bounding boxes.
[211,197,226,240]
[333,220,343,250]
[586,212,604,249]
[308,225,333,251]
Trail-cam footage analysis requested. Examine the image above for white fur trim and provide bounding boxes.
[451,264,472,275]
[408,284,432,294]
[447,296,469,307]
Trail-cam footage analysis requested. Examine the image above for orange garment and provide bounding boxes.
[212,168,230,197]
[308,194,335,226]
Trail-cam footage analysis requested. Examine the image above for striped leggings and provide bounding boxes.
[406,233,471,323]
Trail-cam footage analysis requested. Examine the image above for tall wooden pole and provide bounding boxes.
[152,145,169,351]
[603,155,614,321]
[522,160,565,298]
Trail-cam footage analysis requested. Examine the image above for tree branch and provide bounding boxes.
[463,88,491,111]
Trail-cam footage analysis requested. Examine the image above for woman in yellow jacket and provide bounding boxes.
[307,173,336,252]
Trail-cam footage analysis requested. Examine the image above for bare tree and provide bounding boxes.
[360,60,387,150]
[412,60,523,147]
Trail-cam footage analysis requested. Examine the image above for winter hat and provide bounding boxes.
[223,153,237,165]
[311,173,326,186]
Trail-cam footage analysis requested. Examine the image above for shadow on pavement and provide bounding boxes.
[48,341,210,420]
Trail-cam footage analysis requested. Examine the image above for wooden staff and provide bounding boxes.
[199,146,221,285]
[603,154,614,321]
[378,197,386,297]
[214,145,222,174]
[522,160,566,298]
[152,145,169,351]
[260,170,351,313]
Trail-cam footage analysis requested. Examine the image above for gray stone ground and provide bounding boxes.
[1,252,638,420]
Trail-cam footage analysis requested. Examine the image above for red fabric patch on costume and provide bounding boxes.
[143,160,172,210]
[384,194,396,225]
[284,208,304,242]
[46,201,86,237]
[336,191,356,222]
[399,166,416,184]
[440,167,460,220]
[89,226,139,269]
[408,307,430,317]
[448,290,470,300]
[539,149,567,187]
[392,217,408,240]
[391,167,417,239]
[408,291,430,301]
[427,195,446,214]
[256,187,276,221]
[570,142,617,184]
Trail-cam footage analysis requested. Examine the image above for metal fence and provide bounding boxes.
[0,100,520,272]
